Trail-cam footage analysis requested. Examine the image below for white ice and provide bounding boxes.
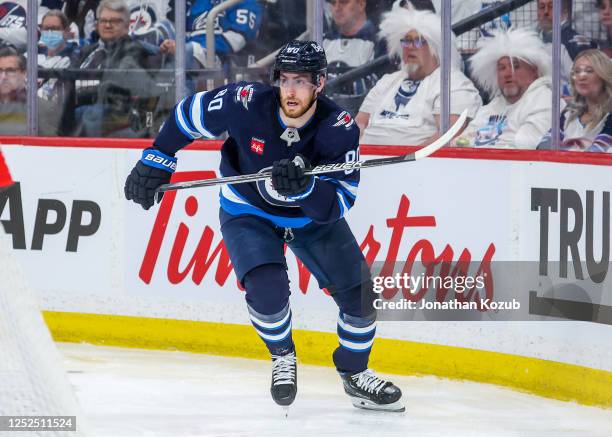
[58,343,612,437]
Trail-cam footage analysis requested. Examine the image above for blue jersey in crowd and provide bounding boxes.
[186,0,263,55]
[153,82,361,228]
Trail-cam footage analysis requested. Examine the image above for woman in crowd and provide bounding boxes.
[540,49,611,152]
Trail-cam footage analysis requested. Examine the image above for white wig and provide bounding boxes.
[469,27,552,96]
[378,8,461,70]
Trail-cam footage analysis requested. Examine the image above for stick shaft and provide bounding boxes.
[156,109,467,193]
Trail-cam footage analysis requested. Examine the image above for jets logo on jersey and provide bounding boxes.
[236,85,254,109]
[192,10,223,33]
[333,111,355,129]
[255,166,299,207]
[250,137,265,155]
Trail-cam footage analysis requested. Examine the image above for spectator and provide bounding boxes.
[539,49,611,152]
[159,0,263,68]
[536,0,596,93]
[38,10,80,100]
[0,0,64,52]
[0,47,26,134]
[454,28,562,149]
[66,0,161,137]
[77,0,154,70]
[323,0,380,98]
[356,9,481,146]
[597,0,612,56]
[65,0,175,47]
[537,0,597,60]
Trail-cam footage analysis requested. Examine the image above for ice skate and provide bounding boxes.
[270,350,297,406]
[340,369,404,412]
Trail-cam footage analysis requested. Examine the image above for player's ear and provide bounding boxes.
[316,75,326,94]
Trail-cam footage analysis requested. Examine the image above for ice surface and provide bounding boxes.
[58,343,612,437]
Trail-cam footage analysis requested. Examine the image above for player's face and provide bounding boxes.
[0,56,25,96]
[571,57,605,101]
[330,0,366,30]
[97,8,129,43]
[278,72,319,118]
[401,30,437,79]
[496,57,539,104]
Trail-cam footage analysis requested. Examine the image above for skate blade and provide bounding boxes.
[349,396,405,412]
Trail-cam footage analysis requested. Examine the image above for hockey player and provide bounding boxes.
[124,40,404,412]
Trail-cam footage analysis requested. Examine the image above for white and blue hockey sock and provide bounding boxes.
[333,312,377,373]
[247,303,294,356]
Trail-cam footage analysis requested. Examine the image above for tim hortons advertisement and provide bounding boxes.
[0,146,610,326]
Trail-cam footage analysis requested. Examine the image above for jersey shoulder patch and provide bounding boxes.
[331,110,355,129]
[233,82,270,111]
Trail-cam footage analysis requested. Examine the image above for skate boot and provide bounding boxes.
[340,368,404,412]
[270,350,297,406]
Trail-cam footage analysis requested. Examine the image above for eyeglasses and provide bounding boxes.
[0,68,20,76]
[98,18,125,26]
[400,37,427,49]
[274,77,317,91]
[571,67,597,77]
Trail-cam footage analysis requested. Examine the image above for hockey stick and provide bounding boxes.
[155,108,468,194]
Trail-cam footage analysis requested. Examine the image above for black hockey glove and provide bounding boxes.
[124,148,177,210]
[271,155,315,199]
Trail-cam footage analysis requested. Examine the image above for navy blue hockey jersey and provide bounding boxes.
[186,0,263,55]
[153,82,361,228]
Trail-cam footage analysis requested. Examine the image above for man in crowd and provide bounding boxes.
[65,0,159,136]
[455,28,563,149]
[536,0,597,90]
[323,0,381,100]
[0,47,26,134]
[355,8,481,146]
[536,0,597,60]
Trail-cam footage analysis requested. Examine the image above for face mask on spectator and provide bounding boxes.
[40,31,64,50]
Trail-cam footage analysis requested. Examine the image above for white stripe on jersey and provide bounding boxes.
[176,98,201,139]
[191,92,216,138]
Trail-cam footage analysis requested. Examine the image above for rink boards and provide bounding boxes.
[0,138,611,408]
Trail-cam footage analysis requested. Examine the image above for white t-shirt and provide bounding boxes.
[359,68,482,146]
[461,76,565,149]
